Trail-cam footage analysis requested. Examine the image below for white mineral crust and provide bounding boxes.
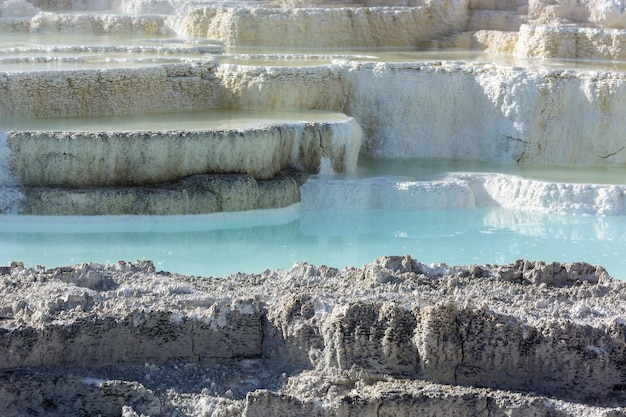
[4,61,611,167]
[1,258,626,416]
[1,119,361,187]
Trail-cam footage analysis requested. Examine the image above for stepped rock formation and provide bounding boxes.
[1,257,626,416]
[1,0,626,415]
[1,0,626,214]
[0,119,361,214]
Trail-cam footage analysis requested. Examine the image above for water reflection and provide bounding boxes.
[1,207,625,279]
[0,108,350,131]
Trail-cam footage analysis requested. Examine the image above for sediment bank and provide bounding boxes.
[1,256,625,416]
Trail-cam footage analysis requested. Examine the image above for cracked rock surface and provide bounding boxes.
[1,256,626,416]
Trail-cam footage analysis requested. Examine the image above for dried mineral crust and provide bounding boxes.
[1,256,625,416]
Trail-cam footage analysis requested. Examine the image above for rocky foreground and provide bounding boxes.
[1,256,626,416]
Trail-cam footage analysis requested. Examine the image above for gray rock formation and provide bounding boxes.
[1,256,625,416]
[14,171,303,215]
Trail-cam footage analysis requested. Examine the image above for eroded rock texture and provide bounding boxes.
[1,256,625,416]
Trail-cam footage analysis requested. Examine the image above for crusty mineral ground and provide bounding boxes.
[1,256,626,416]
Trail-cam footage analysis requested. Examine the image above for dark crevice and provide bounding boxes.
[601,146,626,159]
[191,321,197,361]
[505,135,526,143]
[453,312,466,386]
[375,400,383,417]
[316,125,325,152]
[259,314,266,360]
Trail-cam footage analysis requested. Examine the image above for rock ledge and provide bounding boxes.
[1,256,625,416]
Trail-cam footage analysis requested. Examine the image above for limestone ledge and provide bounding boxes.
[1,256,626,416]
[528,0,626,29]
[0,113,362,214]
[2,61,626,166]
[302,173,626,215]
[181,1,468,48]
[3,0,626,58]
[1,0,470,47]
[0,171,304,215]
[343,61,626,164]
[0,65,219,118]
[1,119,361,187]
[517,24,626,59]
[2,0,626,59]
[443,24,626,60]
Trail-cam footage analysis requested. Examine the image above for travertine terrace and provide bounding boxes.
[1,0,626,415]
[1,0,626,214]
[2,257,626,416]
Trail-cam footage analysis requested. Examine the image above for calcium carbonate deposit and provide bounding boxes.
[2,0,626,415]
[2,258,626,416]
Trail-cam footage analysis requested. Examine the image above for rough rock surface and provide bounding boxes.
[301,172,626,215]
[0,118,360,214]
[2,120,361,186]
[182,2,467,48]
[1,256,626,416]
[5,61,625,166]
[6,171,303,215]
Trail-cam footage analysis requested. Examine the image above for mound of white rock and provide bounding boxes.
[1,256,625,416]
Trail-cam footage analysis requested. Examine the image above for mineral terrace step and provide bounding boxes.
[466,9,527,31]
[1,172,303,215]
[0,12,174,35]
[517,24,626,60]
[468,0,528,12]
[0,111,362,187]
[182,5,467,48]
[0,108,360,215]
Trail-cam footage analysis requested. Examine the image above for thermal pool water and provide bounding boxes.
[0,107,352,131]
[2,159,626,279]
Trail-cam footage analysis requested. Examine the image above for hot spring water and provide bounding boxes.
[2,159,626,279]
[2,207,625,278]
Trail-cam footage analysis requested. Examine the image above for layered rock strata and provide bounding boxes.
[1,257,625,416]
[2,122,360,186]
[3,62,625,165]
[2,0,626,215]
[0,119,361,214]
[7,0,623,59]
[436,0,626,58]
[10,172,303,215]
[182,1,469,48]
